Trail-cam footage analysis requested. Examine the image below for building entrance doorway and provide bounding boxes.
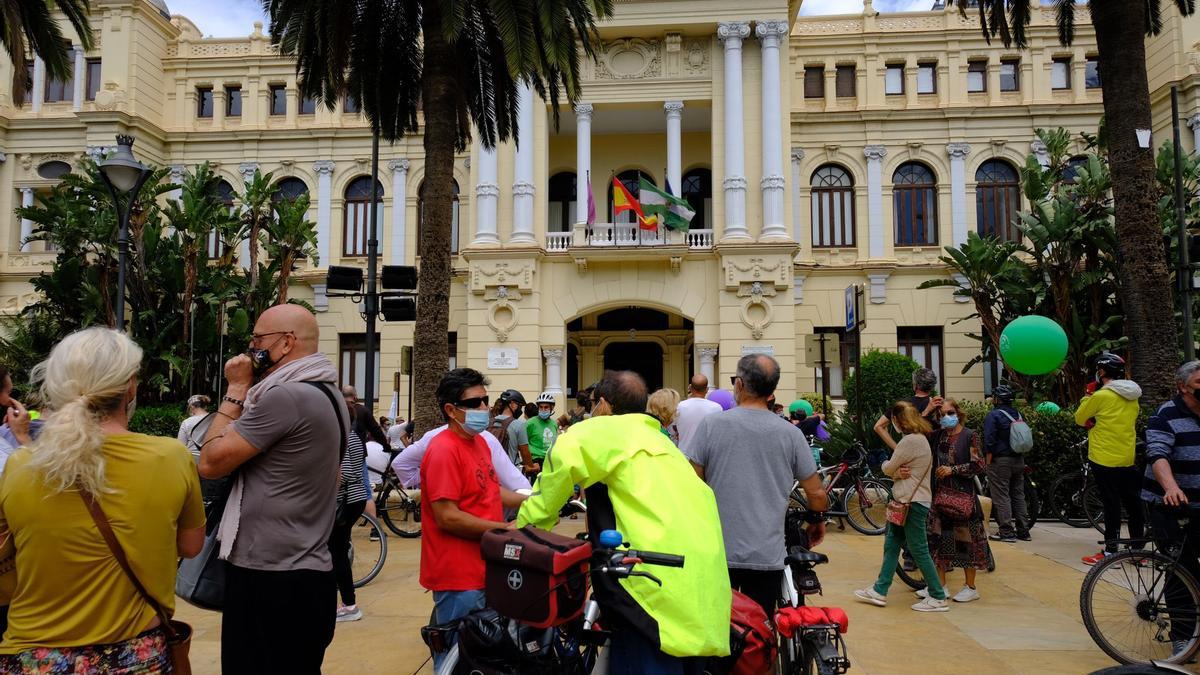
[565,306,693,396]
[604,342,664,392]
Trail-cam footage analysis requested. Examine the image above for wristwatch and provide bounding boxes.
[801,510,827,525]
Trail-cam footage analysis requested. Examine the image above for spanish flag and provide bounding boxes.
[611,177,658,230]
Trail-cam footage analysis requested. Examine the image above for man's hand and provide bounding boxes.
[926,396,944,416]
[935,466,953,479]
[225,353,255,389]
[805,522,826,548]
[6,400,31,445]
[897,466,912,479]
[1164,485,1190,507]
[523,463,540,475]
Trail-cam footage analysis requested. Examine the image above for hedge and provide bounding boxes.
[129,404,187,438]
[843,350,922,423]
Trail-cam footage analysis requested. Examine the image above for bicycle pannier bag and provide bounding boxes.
[454,608,562,675]
[482,526,591,629]
[708,589,776,675]
[999,410,1034,455]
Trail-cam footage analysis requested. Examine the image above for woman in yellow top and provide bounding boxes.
[0,327,206,672]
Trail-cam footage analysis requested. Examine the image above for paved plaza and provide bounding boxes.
[175,520,1198,675]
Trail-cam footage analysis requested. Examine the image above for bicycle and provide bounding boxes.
[778,515,851,675]
[976,463,1041,527]
[790,442,893,536]
[348,513,387,588]
[368,448,422,538]
[1050,440,1104,528]
[1080,508,1200,665]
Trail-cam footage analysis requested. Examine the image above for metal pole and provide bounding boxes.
[854,286,864,439]
[818,333,829,415]
[1173,86,1195,361]
[363,131,381,416]
[115,195,129,332]
[408,365,414,421]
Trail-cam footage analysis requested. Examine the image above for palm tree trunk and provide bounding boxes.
[249,218,260,290]
[182,247,197,346]
[278,252,293,304]
[412,1,457,436]
[1090,1,1179,405]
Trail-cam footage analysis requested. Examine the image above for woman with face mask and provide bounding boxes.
[918,398,990,604]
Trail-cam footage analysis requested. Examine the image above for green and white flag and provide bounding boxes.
[638,177,695,231]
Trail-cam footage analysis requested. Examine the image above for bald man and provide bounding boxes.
[674,373,723,453]
[200,303,349,673]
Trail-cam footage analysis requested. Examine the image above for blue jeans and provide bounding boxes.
[608,625,707,675]
[431,589,486,670]
[872,503,946,600]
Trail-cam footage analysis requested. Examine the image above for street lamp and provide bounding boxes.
[98,134,152,331]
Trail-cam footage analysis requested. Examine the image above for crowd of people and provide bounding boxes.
[0,303,1193,671]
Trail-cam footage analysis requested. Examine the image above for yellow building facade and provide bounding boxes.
[2,0,1198,410]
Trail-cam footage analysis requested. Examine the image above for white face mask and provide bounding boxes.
[892,422,902,435]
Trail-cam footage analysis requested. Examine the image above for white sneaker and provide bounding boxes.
[853,587,887,607]
[914,588,929,599]
[953,587,980,603]
[911,596,949,612]
[336,605,363,622]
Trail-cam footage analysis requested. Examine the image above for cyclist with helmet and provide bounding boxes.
[489,389,534,473]
[1075,353,1145,564]
[788,400,823,438]
[983,384,1030,542]
[525,392,559,471]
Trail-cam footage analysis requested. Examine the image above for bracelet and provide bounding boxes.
[222,395,245,408]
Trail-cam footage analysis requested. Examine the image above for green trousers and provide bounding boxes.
[872,503,947,600]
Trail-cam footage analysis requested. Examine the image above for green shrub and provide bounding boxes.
[951,399,1086,494]
[843,350,921,422]
[129,403,187,438]
[798,393,834,416]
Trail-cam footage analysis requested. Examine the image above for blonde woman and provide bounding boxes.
[0,327,205,670]
[647,388,682,445]
[854,400,948,612]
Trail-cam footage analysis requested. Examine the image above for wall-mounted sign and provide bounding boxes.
[741,345,775,357]
[488,347,519,370]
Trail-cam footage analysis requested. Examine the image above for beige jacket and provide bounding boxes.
[882,433,934,505]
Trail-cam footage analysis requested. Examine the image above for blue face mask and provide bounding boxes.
[940,414,959,429]
[463,409,490,434]
[538,410,553,420]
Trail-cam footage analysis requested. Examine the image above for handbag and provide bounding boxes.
[79,490,192,675]
[934,485,975,521]
[886,455,933,527]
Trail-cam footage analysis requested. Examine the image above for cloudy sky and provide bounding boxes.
[167,0,945,38]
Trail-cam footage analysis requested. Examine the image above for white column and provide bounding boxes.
[863,145,888,259]
[313,160,335,266]
[511,83,537,244]
[388,159,409,263]
[19,188,34,252]
[664,101,684,196]
[239,163,259,263]
[719,22,751,240]
[1189,114,1200,155]
[1030,139,1050,169]
[473,139,500,245]
[71,46,85,112]
[698,345,719,392]
[575,103,593,225]
[791,148,804,243]
[31,57,45,113]
[946,143,971,247]
[757,20,789,240]
[543,347,565,396]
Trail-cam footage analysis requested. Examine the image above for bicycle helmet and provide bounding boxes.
[1094,353,1126,378]
[535,391,555,405]
[991,384,1016,403]
[499,389,526,407]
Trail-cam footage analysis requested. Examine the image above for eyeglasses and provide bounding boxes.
[250,331,294,346]
[455,396,490,409]
[730,375,741,386]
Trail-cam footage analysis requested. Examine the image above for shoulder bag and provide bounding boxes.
[79,491,192,675]
[885,449,933,527]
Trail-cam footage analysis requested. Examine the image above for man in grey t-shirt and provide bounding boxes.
[686,353,829,616]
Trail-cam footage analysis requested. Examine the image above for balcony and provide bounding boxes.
[546,224,714,252]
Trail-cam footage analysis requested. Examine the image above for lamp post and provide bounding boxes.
[98,135,153,332]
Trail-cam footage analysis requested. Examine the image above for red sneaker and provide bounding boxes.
[1082,551,1108,566]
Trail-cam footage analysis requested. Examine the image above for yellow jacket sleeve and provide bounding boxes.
[1075,391,1103,427]
[516,432,599,530]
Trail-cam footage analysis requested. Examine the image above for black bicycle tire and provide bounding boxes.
[843,479,891,536]
[801,636,837,675]
[1084,480,1109,534]
[352,514,387,588]
[895,558,926,591]
[778,632,801,675]
[1049,473,1091,528]
[379,483,422,538]
[1024,476,1041,525]
[1080,548,1200,665]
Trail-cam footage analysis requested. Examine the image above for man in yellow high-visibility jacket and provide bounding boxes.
[517,370,731,674]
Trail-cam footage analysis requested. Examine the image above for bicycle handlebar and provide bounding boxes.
[626,550,685,568]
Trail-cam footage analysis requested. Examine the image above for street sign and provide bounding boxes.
[400,345,413,375]
[845,284,857,330]
[804,333,842,367]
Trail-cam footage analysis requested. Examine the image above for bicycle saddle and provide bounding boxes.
[786,546,828,566]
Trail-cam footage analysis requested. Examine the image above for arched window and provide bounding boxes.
[607,169,653,226]
[975,160,1021,242]
[810,164,855,247]
[418,179,461,255]
[548,172,576,233]
[343,176,384,257]
[892,162,938,246]
[273,177,309,203]
[206,179,237,258]
[681,168,712,230]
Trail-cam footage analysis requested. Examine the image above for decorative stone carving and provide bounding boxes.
[670,256,682,273]
[574,103,593,122]
[512,181,535,197]
[92,83,127,111]
[718,21,752,43]
[476,183,500,198]
[665,33,682,52]
[313,160,335,175]
[791,148,805,164]
[863,145,888,161]
[793,273,807,305]
[682,39,709,76]
[946,142,971,159]
[239,162,260,182]
[574,257,588,273]
[486,284,520,342]
[867,271,891,304]
[596,38,663,80]
[755,20,789,47]
[739,281,773,340]
[469,261,534,294]
[723,255,790,291]
[760,174,786,191]
[388,158,410,173]
[722,176,748,191]
[169,164,187,183]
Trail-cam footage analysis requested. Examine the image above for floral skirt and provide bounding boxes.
[927,499,991,571]
[0,627,171,674]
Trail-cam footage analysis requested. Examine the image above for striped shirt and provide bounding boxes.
[1141,395,1200,508]
[339,430,371,505]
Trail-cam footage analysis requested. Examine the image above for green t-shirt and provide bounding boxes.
[525,416,558,461]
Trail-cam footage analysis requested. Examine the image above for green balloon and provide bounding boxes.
[1035,401,1061,415]
[999,316,1069,376]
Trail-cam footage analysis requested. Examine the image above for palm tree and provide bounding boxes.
[266,194,318,304]
[264,0,612,433]
[239,169,276,293]
[955,0,1194,403]
[3,0,92,104]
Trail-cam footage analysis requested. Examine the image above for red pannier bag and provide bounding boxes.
[774,606,850,637]
[725,589,777,675]
[481,526,592,628]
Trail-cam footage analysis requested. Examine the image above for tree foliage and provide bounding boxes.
[2,0,93,104]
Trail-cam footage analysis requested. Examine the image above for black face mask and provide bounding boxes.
[1191,387,1200,401]
[246,348,276,377]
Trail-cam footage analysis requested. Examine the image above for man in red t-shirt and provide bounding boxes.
[420,368,522,669]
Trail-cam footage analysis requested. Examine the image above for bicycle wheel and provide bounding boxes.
[844,479,892,536]
[378,483,422,538]
[895,555,926,591]
[1024,476,1040,525]
[1049,473,1090,528]
[800,632,838,675]
[1080,548,1200,664]
[1084,481,1110,534]
[351,514,387,588]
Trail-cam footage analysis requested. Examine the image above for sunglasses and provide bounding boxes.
[730,375,741,386]
[455,396,490,409]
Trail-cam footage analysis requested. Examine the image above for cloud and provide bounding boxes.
[167,0,267,38]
